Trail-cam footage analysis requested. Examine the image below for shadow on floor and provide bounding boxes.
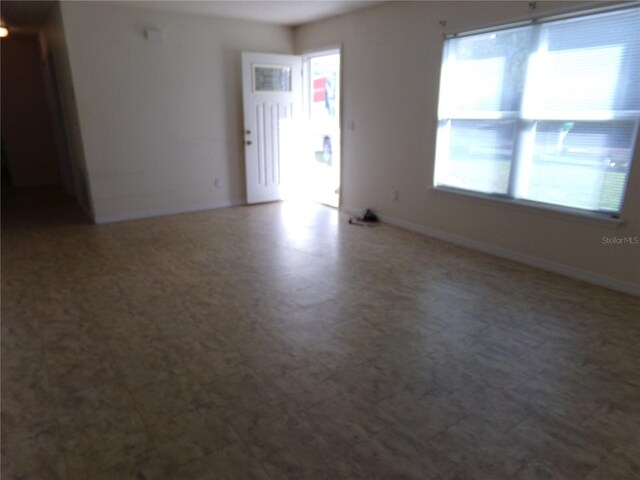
[1,185,92,230]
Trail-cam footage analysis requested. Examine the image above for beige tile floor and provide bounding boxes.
[2,187,640,480]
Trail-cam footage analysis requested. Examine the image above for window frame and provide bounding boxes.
[432,4,640,222]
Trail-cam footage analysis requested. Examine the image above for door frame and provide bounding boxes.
[42,51,78,197]
[301,46,343,208]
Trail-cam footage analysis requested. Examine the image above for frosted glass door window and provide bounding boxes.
[253,65,292,92]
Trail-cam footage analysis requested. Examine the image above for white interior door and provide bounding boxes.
[242,52,302,204]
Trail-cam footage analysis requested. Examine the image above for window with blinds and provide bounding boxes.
[434,7,640,215]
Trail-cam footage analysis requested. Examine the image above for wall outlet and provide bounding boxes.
[214,178,221,188]
[392,190,399,201]
[144,28,163,42]
[347,120,355,131]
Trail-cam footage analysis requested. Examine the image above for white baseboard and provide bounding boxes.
[340,205,639,296]
[94,199,245,224]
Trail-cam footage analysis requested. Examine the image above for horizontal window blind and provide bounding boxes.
[434,7,640,215]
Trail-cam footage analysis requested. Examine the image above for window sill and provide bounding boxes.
[430,186,626,228]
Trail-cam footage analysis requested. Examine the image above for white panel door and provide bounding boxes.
[242,52,302,204]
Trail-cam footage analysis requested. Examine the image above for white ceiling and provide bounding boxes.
[123,1,385,27]
[1,1,386,31]
[0,0,389,29]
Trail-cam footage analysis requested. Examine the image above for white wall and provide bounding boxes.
[295,1,640,294]
[59,1,294,222]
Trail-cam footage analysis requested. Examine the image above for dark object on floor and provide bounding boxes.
[349,208,378,226]
[362,209,378,222]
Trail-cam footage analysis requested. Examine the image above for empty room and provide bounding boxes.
[1,1,639,479]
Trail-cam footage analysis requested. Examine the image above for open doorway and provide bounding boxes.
[302,49,341,208]
[241,49,341,208]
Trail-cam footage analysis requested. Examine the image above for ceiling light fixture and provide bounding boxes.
[0,27,9,38]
